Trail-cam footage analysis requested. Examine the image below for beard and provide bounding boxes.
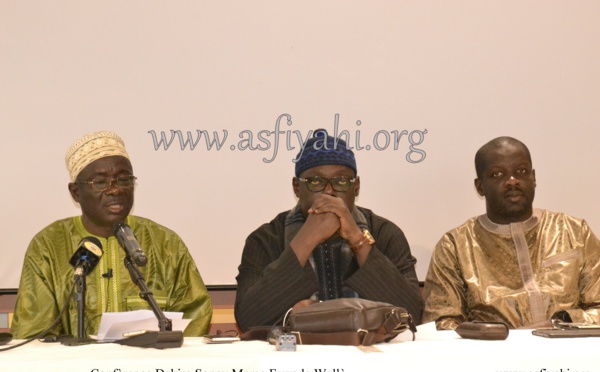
[486,191,534,223]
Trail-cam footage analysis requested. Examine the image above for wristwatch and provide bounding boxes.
[361,228,375,245]
[349,228,375,253]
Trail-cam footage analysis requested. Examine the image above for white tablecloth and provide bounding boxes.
[1,322,597,372]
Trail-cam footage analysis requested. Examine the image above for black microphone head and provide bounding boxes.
[113,221,127,235]
[69,237,103,276]
[113,221,148,266]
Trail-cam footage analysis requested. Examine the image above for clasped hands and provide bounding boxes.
[291,194,369,266]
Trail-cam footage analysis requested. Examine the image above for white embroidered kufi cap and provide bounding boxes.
[65,131,130,182]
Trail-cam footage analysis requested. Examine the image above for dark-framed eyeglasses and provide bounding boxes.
[297,176,356,192]
[75,175,137,192]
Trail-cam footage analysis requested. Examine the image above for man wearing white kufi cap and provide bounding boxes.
[12,131,212,339]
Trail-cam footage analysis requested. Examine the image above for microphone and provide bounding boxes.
[69,237,103,276]
[66,237,103,344]
[114,222,148,266]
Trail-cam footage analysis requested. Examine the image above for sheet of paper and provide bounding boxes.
[96,310,190,341]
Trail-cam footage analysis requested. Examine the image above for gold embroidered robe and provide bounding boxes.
[423,209,600,329]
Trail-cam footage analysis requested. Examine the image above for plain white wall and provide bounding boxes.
[1,1,599,288]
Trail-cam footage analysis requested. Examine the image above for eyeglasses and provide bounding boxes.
[297,176,356,192]
[75,175,137,192]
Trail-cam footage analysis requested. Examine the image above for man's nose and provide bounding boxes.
[104,180,125,195]
[322,180,336,195]
[506,175,519,186]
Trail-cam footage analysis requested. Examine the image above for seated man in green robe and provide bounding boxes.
[11,131,212,339]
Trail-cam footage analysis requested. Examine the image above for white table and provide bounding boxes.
[1,323,597,372]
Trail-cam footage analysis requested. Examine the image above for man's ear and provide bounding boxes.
[474,178,485,197]
[532,169,536,188]
[68,182,80,203]
[292,177,300,197]
[354,176,360,197]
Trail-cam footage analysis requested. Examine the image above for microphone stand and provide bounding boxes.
[116,256,183,349]
[76,270,86,338]
[61,268,96,346]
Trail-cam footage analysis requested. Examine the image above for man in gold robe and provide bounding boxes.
[423,136,600,329]
[11,131,212,339]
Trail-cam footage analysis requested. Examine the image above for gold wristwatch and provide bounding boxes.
[361,228,375,245]
[350,228,375,253]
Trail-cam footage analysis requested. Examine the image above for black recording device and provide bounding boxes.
[114,222,148,266]
[455,321,509,340]
[0,332,13,345]
[69,237,103,275]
